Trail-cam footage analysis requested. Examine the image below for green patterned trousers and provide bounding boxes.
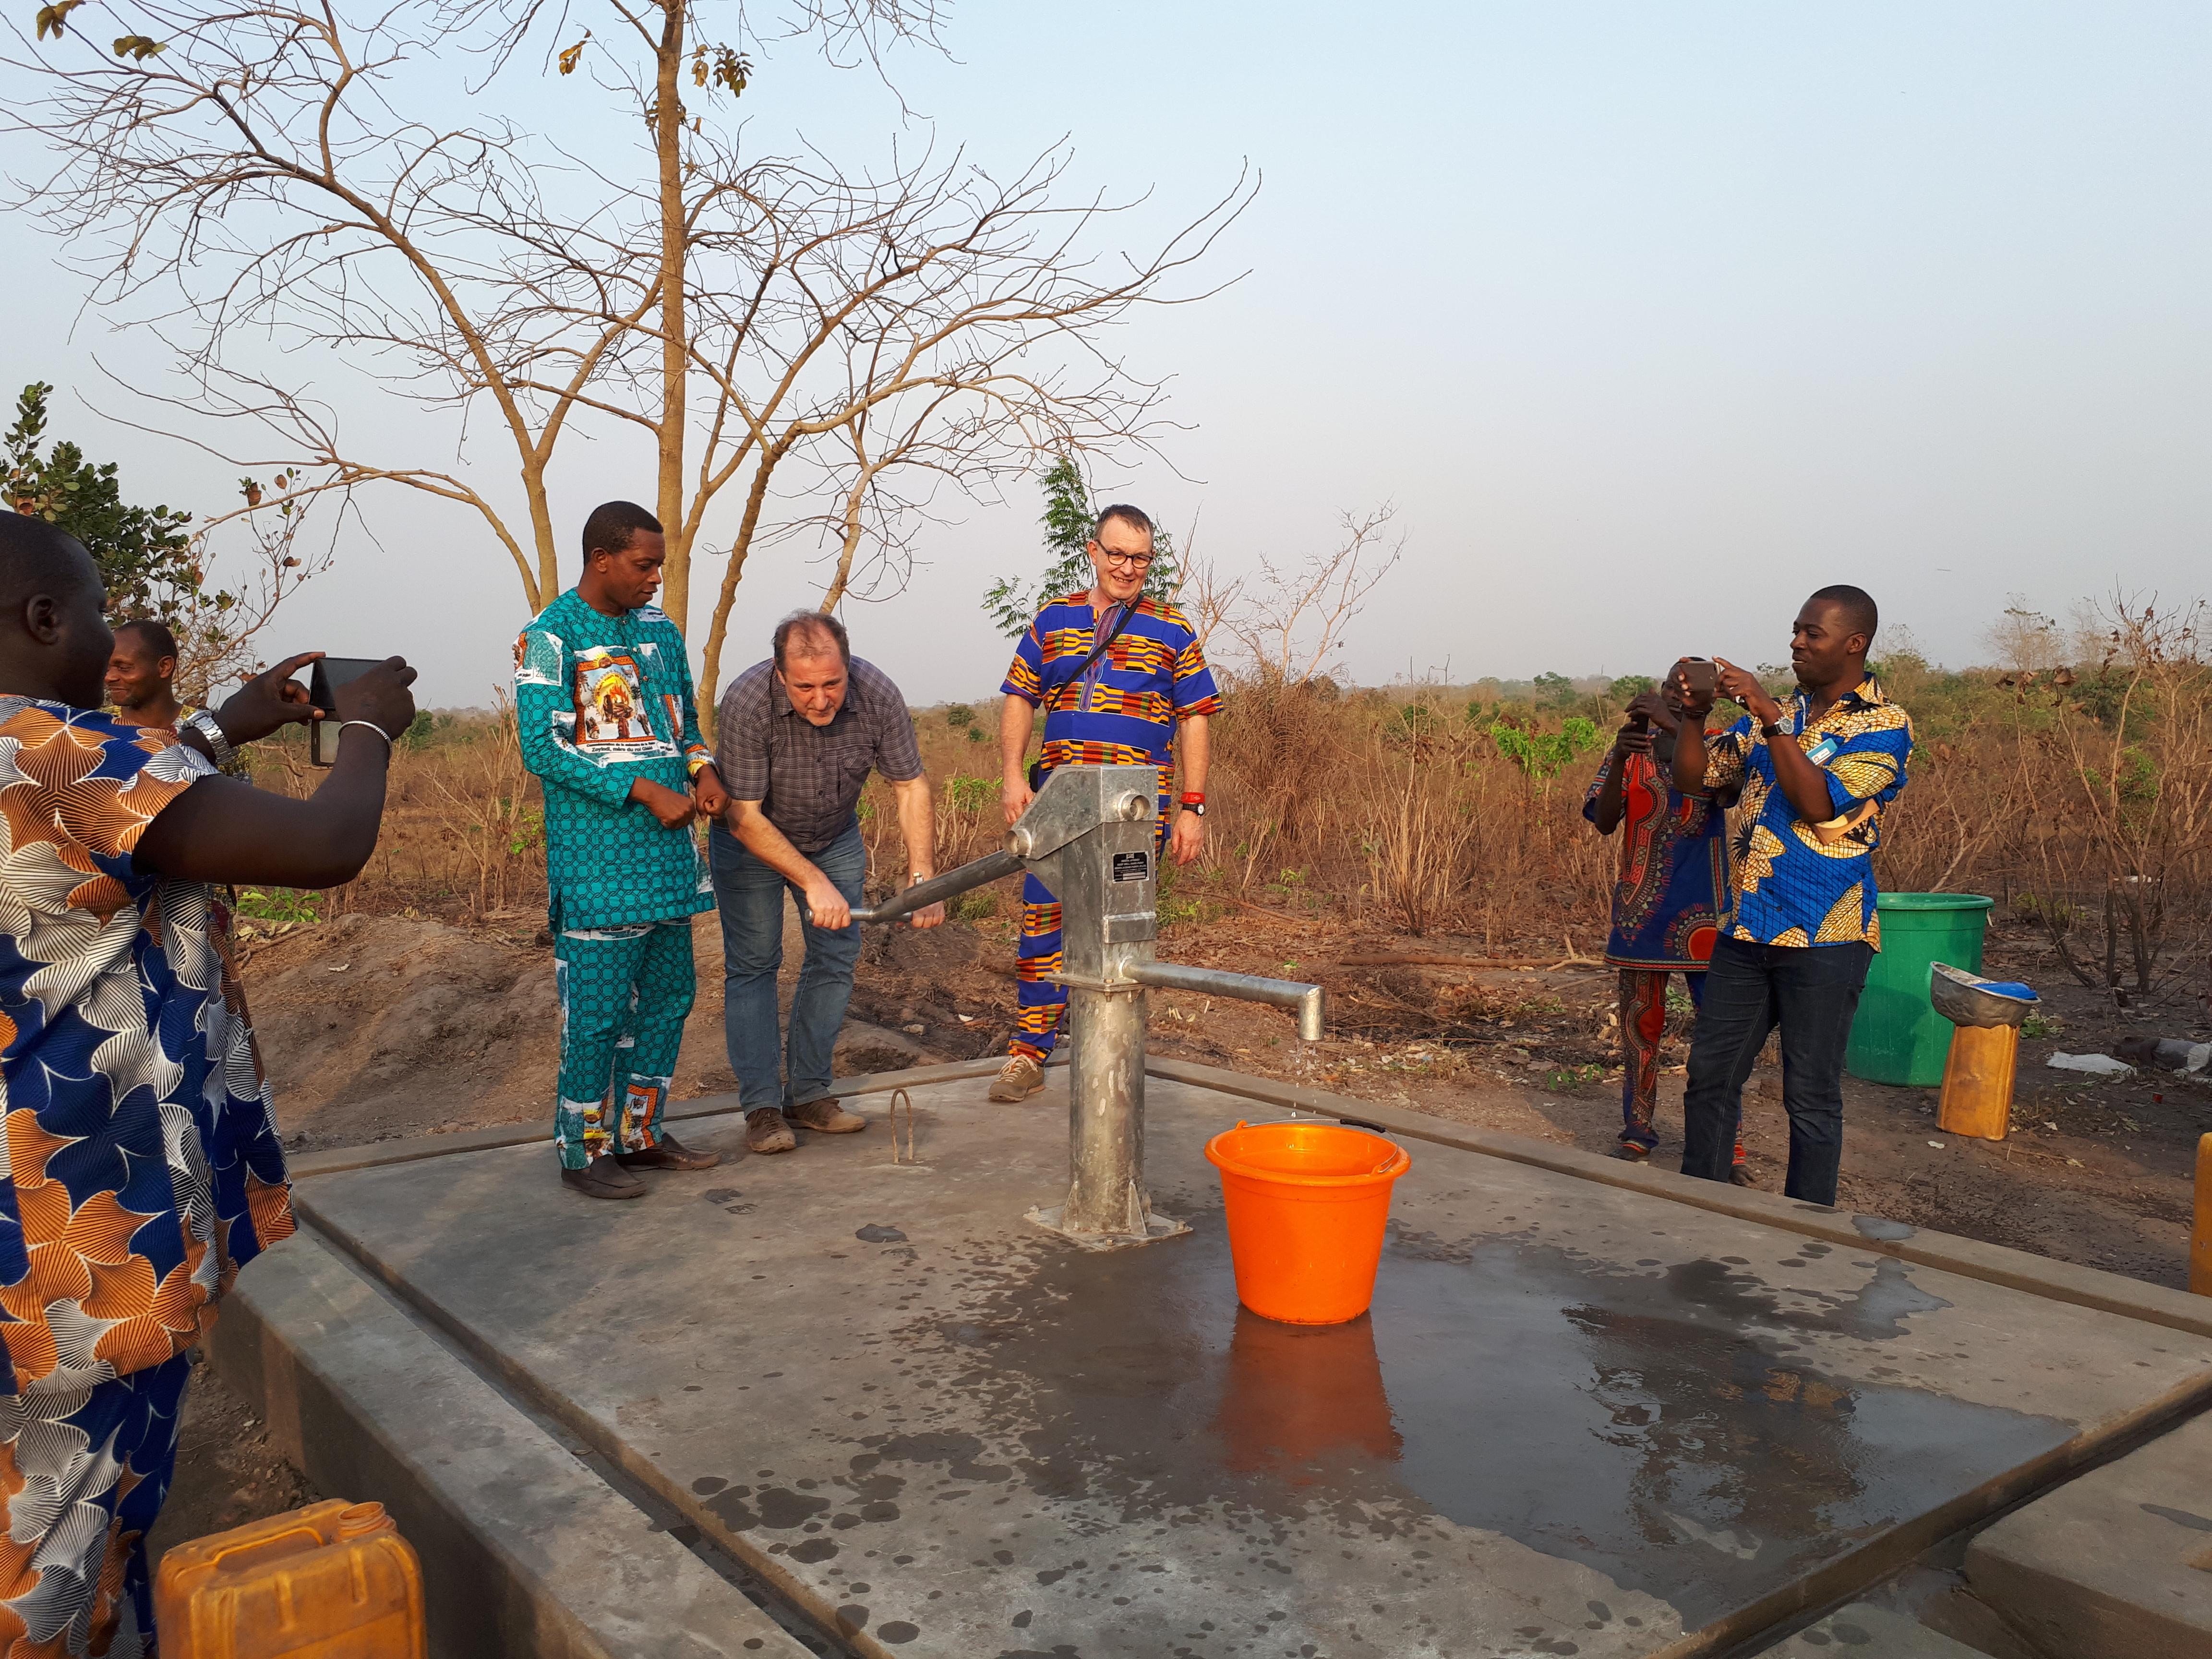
[554,919,695,1169]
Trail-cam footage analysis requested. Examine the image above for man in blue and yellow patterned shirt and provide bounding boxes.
[990,504,1221,1101]
[1668,584,1913,1206]
[0,511,414,1652]
[516,501,729,1199]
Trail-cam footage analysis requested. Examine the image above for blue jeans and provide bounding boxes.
[1680,935,1873,1206]
[709,821,866,1111]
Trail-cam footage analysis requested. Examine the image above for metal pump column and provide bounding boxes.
[851,765,1324,1244]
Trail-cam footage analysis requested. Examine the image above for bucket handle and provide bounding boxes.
[1232,1114,1400,1138]
[1228,1115,1405,1174]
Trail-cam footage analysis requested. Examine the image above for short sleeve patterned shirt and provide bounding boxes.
[1000,593,1221,774]
[0,699,295,1400]
[1700,675,1914,949]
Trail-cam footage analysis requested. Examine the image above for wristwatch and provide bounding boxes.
[1179,793,1206,818]
[184,709,239,773]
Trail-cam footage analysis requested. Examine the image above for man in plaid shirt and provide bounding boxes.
[712,611,942,1154]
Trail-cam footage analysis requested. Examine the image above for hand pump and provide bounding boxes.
[850,765,1324,1244]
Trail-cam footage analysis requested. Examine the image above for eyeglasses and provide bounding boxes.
[1098,550,1155,571]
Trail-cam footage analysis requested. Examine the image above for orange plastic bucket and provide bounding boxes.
[1205,1119,1411,1324]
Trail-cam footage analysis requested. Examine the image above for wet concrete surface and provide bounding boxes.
[295,1075,2212,1659]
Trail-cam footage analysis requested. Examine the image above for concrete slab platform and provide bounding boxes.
[281,1070,2212,1658]
[1749,1600,1996,1657]
[212,1225,813,1659]
[1964,1407,2212,1657]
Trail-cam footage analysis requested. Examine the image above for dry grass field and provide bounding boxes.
[245,596,2212,1014]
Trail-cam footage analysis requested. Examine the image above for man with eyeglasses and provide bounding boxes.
[989,504,1221,1101]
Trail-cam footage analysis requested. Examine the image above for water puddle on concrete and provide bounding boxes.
[892,1204,2072,1627]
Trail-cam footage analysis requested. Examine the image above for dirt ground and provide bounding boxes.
[167,898,2210,1579]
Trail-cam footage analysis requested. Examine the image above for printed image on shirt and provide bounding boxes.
[573,649,674,757]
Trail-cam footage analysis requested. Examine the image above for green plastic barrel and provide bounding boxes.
[1844,892,1996,1086]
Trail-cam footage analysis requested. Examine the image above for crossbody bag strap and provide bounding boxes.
[1065,600,1138,691]
[1031,601,1141,792]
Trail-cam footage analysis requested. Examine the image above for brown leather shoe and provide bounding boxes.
[561,1160,647,1200]
[614,1131,722,1172]
[790,1097,866,1134]
[746,1107,797,1154]
[988,1054,1045,1103]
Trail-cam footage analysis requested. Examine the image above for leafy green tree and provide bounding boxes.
[1607,673,1656,700]
[1531,670,1579,710]
[3,382,200,619]
[1489,715,1602,778]
[982,455,1181,637]
[4,382,329,695]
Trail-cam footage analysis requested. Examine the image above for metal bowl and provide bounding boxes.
[1929,961,2038,1030]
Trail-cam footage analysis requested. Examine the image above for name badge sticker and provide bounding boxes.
[1804,735,1840,765]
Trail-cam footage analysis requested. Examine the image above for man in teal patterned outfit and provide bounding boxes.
[516,501,731,1199]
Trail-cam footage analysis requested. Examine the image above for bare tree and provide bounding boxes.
[2049,593,2212,997]
[1214,504,1402,686]
[1983,593,2064,677]
[172,469,342,695]
[7,0,1250,706]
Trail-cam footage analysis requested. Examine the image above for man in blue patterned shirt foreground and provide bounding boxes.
[1668,585,1913,1206]
[0,510,414,1652]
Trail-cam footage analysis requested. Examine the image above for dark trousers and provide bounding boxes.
[1680,935,1873,1206]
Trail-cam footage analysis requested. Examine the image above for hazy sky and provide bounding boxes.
[5,1,2206,709]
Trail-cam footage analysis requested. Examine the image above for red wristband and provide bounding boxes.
[1179,792,1205,805]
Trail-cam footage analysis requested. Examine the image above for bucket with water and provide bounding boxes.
[1204,1119,1410,1324]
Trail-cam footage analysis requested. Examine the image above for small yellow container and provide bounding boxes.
[155,1499,426,1659]
[1936,1022,2019,1142]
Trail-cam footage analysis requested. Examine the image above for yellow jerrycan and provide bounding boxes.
[155,1499,427,1659]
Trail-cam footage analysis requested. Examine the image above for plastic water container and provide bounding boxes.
[1204,1120,1410,1324]
[1844,892,1996,1087]
[155,1499,426,1659]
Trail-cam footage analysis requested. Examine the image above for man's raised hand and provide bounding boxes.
[1626,689,1679,733]
[1670,662,1719,719]
[1712,658,1783,727]
[330,657,420,741]
[214,650,328,745]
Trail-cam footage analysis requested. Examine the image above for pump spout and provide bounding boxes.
[1126,961,1325,1042]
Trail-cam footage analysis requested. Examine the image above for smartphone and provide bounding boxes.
[1675,657,1719,697]
[308,657,388,766]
